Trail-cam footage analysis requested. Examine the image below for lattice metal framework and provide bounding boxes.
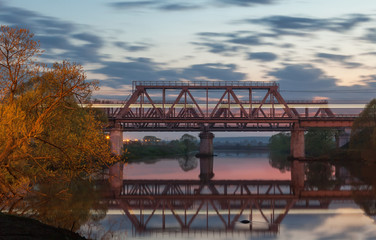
[106,179,372,235]
[106,81,351,131]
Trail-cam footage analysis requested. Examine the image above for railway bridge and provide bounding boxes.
[92,81,358,158]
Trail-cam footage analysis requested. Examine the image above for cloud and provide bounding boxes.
[108,1,156,9]
[227,35,265,45]
[316,53,350,61]
[269,64,337,88]
[363,28,376,43]
[94,58,246,88]
[192,41,241,55]
[248,52,277,61]
[194,31,269,56]
[268,64,337,99]
[268,64,376,100]
[216,0,276,7]
[108,0,277,12]
[315,53,363,69]
[93,58,162,86]
[114,41,152,52]
[108,1,203,11]
[193,31,270,56]
[0,3,108,63]
[244,14,371,35]
[343,62,363,69]
[182,63,246,81]
[197,32,238,38]
[158,3,202,11]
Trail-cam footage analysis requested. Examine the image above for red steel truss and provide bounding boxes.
[104,179,372,236]
[105,81,356,131]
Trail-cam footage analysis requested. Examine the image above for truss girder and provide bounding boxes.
[108,82,356,131]
[115,196,336,235]
[111,177,373,235]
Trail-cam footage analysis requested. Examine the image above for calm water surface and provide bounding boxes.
[78,151,376,240]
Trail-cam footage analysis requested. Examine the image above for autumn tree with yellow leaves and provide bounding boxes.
[0,25,114,205]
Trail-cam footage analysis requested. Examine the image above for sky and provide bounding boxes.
[1,0,376,138]
[1,0,376,100]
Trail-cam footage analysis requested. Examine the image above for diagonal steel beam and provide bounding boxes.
[229,89,250,118]
[210,89,229,118]
[143,90,163,118]
[272,88,296,118]
[186,90,205,117]
[116,89,143,119]
[165,89,185,117]
[252,89,271,117]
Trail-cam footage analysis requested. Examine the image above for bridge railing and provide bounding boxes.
[302,114,359,118]
[132,81,279,89]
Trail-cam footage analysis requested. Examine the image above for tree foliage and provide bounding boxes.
[0,25,114,205]
[179,134,198,156]
[123,134,198,164]
[268,132,291,172]
[305,128,336,157]
[268,129,336,172]
[350,99,376,162]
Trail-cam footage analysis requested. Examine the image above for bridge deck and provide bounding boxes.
[91,81,361,131]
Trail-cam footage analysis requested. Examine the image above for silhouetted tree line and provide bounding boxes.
[121,134,198,161]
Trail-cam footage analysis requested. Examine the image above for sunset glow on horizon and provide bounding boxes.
[1,0,376,102]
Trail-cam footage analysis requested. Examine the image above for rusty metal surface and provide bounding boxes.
[93,81,358,131]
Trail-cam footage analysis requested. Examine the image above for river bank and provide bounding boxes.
[0,213,86,240]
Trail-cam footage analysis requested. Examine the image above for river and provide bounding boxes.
[75,150,376,239]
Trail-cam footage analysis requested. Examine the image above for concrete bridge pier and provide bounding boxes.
[199,156,214,181]
[198,131,215,156]
[109,126,124,196]
[290,126,305,158]
[291,160,305,195]
[109,162,124,196]
[110,127,123,155]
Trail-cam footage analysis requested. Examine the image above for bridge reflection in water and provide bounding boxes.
[105,157,373,238]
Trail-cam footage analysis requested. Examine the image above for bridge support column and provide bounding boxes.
[199,156,214,181]
[109,127,124,196]
[109,162,124,196]
[290,127,305,158]
[110,128,123,155]
[336,128,351,148]
[291,160,305,195]
[199,131,214,156]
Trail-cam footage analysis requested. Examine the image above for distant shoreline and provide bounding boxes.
[214,145,269,151]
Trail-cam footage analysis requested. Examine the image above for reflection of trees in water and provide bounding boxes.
[305,162,337,190]
[348,162,376,217]
[269,151,291,173]
[354,197,376,217]
[2,179,107,233]
[350,99,376,163]
[178,156,198,171]
[342,99,376,216]
[268,132,291,173]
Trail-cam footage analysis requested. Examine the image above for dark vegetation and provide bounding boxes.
[121,134,198,162]
[268,128,337,172]
[269,128,339,190]
[0,213,86,240]
[269,99,376,193]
